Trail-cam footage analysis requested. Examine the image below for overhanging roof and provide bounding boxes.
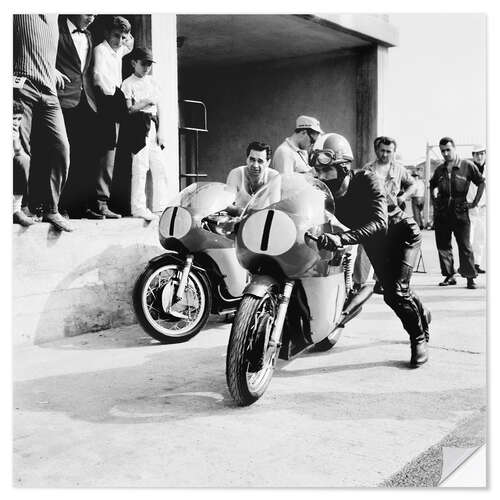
[178,14,398,69]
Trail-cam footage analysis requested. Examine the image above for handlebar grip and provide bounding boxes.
[304,231,344,251]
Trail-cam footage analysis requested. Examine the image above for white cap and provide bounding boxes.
[295,115,323,134]
[471,144,486,153]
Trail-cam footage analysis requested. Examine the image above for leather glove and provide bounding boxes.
[316,233,343,251]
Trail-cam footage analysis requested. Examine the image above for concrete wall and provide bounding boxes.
[12,219,165,346]
[179,50,365,182]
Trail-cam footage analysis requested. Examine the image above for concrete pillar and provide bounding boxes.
[355,46,377,169]
[376,46,388,135]
[151,14,180,208]
[355,45,388,169]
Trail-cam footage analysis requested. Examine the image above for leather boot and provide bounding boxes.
[410,340,428,367]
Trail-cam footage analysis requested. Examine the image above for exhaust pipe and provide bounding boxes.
[309,284,374,352]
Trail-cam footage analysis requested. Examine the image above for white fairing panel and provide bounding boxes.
[301,274,346,343]
[205,248,247,298]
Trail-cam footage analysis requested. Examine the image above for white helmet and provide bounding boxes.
[319,133,353,162]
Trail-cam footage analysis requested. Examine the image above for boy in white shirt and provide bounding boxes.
[121,47,167,221]
[91,15,134,219]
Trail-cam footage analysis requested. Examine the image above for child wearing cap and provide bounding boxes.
[121,47,167,221]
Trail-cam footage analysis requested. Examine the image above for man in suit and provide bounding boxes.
[56,14,102,219]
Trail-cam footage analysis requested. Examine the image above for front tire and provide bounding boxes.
[133,259,211,344]
[226,290,279,406]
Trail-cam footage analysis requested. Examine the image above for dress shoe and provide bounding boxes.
[475,264,485,274]
[43,212,74,232]
[84,208,105,220]
[373,281,384,295]
[467,278,477,290]
[410,341,428,366]
[97,203,122,219]
[22,206,42,222]
[13,210,36,227]
[439,276,457,286]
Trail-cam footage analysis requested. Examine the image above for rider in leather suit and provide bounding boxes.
[312,133,431,366]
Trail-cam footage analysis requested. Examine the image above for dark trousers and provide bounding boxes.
[364,217,427,343]
[14,79,69,214]
[411,197,424,229]
[59,96,98,217]
[13,152,30,196]
[434,211,477,278]
[93,89,126,207]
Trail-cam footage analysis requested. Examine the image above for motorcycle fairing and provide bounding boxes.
[237,174,344,278]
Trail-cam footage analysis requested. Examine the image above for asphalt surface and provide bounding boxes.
[13,230,487,487]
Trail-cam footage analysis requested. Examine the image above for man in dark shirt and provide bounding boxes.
[430,137,485,289]
[312,133,430,366]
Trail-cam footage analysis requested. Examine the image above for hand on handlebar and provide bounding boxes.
[316,233,343,251]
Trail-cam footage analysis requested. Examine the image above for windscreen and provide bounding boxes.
[242,173,334,226]
[169,182,237,214]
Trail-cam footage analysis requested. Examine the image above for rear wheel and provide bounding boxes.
[226,290,279,406]
[133,260,211,343]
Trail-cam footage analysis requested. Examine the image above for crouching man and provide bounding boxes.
[312,133,431,367]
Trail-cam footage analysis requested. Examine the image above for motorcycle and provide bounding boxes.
[133,182,247,344]
[225,173,372,406]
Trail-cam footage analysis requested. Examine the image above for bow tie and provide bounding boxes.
[72,28,87,34]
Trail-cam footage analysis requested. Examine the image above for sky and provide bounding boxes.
[384,13,487,165]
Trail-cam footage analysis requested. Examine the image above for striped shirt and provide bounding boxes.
[13,14,59,94]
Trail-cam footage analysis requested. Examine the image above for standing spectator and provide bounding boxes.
[13,14,72,231]
[226,141,279,214]
[467,145,486,274]
[353,136,416,294]
[272,115,323,175]
[430,137,485,289]
[91,15,134,219]
[411,170,426,230]
[13,100,34,226]
[121,47,167,221]
[56,14,98,219]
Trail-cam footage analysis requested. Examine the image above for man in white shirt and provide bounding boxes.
[272,115,323,175]
[467,145,486,273]
[411,170,426,229]
[91,15,134,219]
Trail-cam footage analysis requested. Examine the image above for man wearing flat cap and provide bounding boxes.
[272,115,323,175]
[467,145,486,273]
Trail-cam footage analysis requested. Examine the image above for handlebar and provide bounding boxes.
[304,231,344,251]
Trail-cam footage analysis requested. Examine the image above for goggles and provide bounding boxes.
[309,149,351,174]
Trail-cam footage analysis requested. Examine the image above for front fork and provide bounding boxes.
[268,280,295,351]
[175,254,194,301]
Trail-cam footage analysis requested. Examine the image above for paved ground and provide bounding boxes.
[13,230,487,487]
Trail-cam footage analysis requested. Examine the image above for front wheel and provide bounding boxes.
[133,260,211,343]
[226,290,279,406]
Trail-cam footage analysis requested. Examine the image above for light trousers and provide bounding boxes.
[469,206,486,268]
[131,122,168,215]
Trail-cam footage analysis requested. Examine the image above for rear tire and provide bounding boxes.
[226,291,279,406]
[133,260,211,344]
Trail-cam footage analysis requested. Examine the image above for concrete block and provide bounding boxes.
[12,219,165,345]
